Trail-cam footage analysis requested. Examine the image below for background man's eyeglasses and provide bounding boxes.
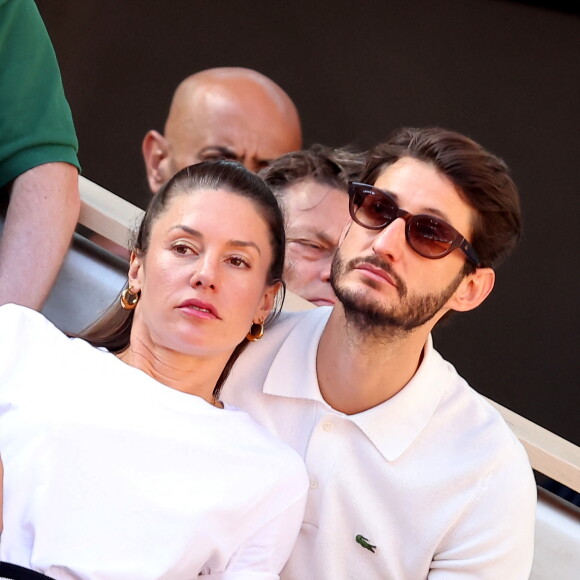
[348,182,481,266]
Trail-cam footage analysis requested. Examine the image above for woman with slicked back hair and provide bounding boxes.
[0,161,308,580]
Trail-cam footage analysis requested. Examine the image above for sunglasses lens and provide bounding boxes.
[349,183,477,263]
[409,217,456,258]
[355,188,397,228]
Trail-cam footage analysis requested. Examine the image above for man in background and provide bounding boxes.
[0,0,81,309]
[142,66,303,194]
[94,66,303,258]
[260,144,365,306]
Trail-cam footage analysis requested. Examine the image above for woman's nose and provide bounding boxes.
[190,255,217,289]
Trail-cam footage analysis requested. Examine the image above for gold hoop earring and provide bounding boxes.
[246,320,264,342]
[120,287,139,310]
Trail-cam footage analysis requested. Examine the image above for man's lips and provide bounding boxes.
[354,262,398,288]
[177,299,220,319]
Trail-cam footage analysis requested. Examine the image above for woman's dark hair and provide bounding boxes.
[361,127,522,274]
[72,160,286,396]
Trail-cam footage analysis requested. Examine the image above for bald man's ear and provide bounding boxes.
[142,130,170,194]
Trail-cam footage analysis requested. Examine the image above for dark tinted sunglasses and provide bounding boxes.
[348,182,481,266]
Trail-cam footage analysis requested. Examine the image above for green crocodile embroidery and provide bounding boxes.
[355,534,377,553]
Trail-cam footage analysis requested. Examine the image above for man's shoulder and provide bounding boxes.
[221,307,329,404]
[432,348,528,463]
[247,306,329,358]
[274,305,327,331]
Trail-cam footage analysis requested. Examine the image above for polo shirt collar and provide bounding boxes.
[262,307,446,461]
[349,339,445,461]
[263,306,330,403]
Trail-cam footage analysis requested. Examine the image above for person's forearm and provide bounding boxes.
[0,162,80,309]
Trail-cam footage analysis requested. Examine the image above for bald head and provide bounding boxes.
[142,67,303,193]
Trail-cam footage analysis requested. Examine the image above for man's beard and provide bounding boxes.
[330,251,464,336]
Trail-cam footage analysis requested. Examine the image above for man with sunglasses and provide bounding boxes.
[221,126,536,579]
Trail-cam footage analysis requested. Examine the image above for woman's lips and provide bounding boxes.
[178,299,220,319]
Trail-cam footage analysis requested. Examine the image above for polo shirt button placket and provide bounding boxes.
[310,418,335,492]
[305,416,339,491]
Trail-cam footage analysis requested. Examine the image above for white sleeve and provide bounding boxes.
[205,493,307,580]
[0,304,30,387]
[0,304,56,390]
[428,442,537,579]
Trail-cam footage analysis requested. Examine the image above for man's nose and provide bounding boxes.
[370,218,407,262]
[320,253,335,283]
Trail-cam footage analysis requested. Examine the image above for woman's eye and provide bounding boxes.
[172,243,194,255]
[228,256,250,268]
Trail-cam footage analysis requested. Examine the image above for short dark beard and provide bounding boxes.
[330,251,464,337]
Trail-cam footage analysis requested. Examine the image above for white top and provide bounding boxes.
[221,307,537,579]
[0,304,309,580]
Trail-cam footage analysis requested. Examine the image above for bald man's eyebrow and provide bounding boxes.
[170,225,261,254]
[198,146,240,161]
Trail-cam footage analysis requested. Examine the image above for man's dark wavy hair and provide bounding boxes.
[361,127,522,274]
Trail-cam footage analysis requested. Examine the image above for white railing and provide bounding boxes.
[488,398,580,494]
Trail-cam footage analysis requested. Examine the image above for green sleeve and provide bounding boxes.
[0,0,81,189]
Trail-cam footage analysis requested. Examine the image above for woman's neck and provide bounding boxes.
[115,340,229,407]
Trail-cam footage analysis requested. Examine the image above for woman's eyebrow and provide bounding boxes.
[229,240,261,255]
[170,225,261,254]
[170,224,201,237]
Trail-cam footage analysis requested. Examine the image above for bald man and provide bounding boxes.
[142,67,303,194]
[91,67,302,259]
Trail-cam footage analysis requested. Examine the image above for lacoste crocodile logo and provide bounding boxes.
[355,534,376,553]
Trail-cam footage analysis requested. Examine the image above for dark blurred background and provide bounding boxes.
[35,0,579,444]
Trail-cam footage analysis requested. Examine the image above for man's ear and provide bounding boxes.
[449,267,495,313]
[127,251,144,293]
[142,130,170,194]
